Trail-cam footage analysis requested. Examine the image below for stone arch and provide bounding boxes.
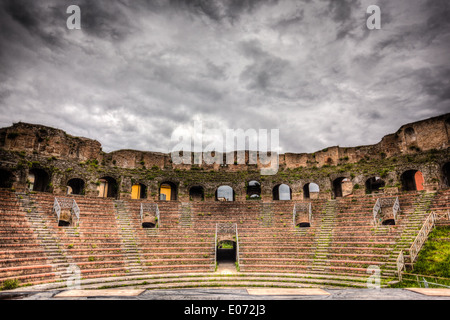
[159,181,177,201]
[67,178,85,195]
[365,177,385,194]
[443,162,450,187]
[400,170,424,191]
[272,183,292,201]
[303,182,320,199]
[215,185,235,201]
[131,183,147,200]
[0,168,14,188]
[332,177,349,198]
[98,176,118,198]
[28,168,51,192]
[246,180,261,199]
[189,185,205,201]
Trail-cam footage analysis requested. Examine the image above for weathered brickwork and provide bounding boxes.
[0,113,449,201]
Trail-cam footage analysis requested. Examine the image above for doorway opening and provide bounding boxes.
[217,240,236,263]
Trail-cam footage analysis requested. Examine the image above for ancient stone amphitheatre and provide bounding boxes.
[0,113,449,293]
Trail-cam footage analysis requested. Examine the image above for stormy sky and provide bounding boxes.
[0,0,449,154]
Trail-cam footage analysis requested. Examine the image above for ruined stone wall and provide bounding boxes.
[0,122,102,162]
[396,116,450,153]
[0,114,449,200]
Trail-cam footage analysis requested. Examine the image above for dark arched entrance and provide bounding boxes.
[297,222,311,228]
[401,170,424,191]
[246,180,261,200]
[131,183,147,199]
[333,177,346,198]
[365,177,385,194]
[303,183,319,199]
[67,178,85,195]
[189,186,204,201]
[443,162,450,187]
[216,185,235,201]
[272,184,291,200]
[28,169,50,192]
[0,169,13,188]
[382,219,396,226]
[159,181,177,201]
[217,240,236,263]
[98,176,118,198]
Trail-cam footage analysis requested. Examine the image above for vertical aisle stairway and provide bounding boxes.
[311,200,337,272]
[16,193,73,282]
[383,192,437,277]
[114,200,143,275]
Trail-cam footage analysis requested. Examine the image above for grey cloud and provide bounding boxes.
[168,0,279,23]
[326,0,359,23]
[0,0,449,154]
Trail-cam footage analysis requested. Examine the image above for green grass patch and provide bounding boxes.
[1,279,20,290]
[413,226,450,278]
[389,226,450,288]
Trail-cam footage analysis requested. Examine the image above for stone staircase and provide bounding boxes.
[383,192,437,277]
[114,200,143,274]
[2,190,446,290]
[311,200,336,272]
[259,203,273,227]
[179,202,193,228]
[16,192,73,282]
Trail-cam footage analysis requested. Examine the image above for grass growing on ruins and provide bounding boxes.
[1,279,20,291]
[413,226,450,278]
[389,226,450,288]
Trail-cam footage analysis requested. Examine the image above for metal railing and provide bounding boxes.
[435,209,450,222]
[216,222,237,234]
[72,199,80,225]
[53,197,61,222]
[391,197,400,220]
[140,203,160,227]
[396,250,405,281]
[293,202,312,227]
[53,197,80,225]
[418,277,450,289]
[214,224,218,270]
[235,226,240,269]
[373,198,381,224]
[409,211,436,264]
[373,196,400,224]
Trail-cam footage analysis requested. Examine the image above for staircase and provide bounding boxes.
[114,200,143,274]
[16,192,73,282]
[311,200,337,272]
[179,202,193,228]
[260,203,273,227]
[383,192,437,277]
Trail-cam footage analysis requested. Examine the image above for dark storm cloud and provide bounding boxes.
[169,0,279,22]
[238,40,292,93]
[0,0,449,153]
[327,0,359,23]
[1,0,65,48]
[77,0,136,40]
